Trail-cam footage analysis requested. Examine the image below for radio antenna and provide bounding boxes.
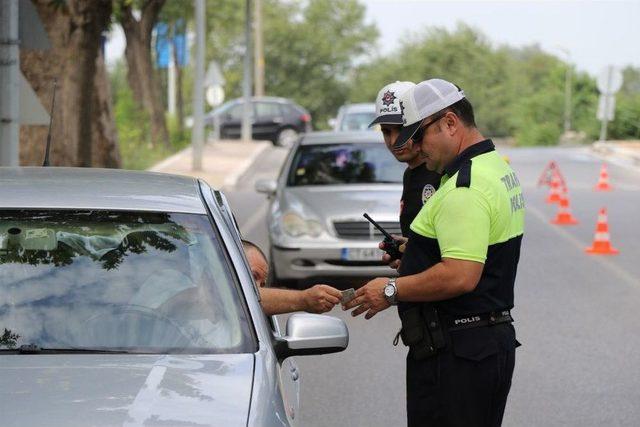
[42,79,57,167]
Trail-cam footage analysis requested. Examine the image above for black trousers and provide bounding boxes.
[406,323,518,427]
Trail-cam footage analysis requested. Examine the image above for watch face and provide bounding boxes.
[384,285,394,297]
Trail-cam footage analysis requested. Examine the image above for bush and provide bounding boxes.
[111,60,191,170]
[514,121,562,146]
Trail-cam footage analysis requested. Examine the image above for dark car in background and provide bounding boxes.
[205,97,312,147]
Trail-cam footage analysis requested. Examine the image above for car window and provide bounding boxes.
[228,103,253,120]
[287,143,405,186]
[339,112,377,131]
[255,102,282,118]
[283,103,301,116]
[0,210,255,354]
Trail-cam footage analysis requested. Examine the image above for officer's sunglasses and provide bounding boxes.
[411,112,447,143]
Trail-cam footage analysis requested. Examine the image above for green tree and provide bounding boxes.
[348,25,630,146]
[203,0,377,128]
[608,66,640,139]
[264,0,377,127]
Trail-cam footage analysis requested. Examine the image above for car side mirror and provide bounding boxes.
[274,313,348,360]
[255,179,277,196]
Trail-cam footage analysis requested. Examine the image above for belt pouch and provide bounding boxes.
[422,306,446,349]
[399,306,437,360]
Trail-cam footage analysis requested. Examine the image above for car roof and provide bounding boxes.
[339,103,376,113]
[227,96,297,105]
[0,167,207,214]
[299,130,384,145]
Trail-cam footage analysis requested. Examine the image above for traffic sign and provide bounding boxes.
[206,86,225,107]
[597,94,615,121]
[597,66,623,95]
[205,61,225,87]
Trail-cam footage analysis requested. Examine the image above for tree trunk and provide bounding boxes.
[119,0,170,148]
[92,50,121,168]
[19,0,120,168]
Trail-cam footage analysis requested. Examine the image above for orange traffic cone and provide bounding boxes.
[585,208,619,255]
[545,171,562,204]
[551,190,578,225]
[594,163,613,191]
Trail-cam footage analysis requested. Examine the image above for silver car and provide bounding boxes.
[256,131,405,287]
[0,167,348,427]
[329,103,377,132]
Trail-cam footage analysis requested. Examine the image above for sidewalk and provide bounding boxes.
[149,139,271,189]
[592,140,640,168]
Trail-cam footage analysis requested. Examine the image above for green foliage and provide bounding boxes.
[200,0,377,128]
[607,66,640,139]
[264,0,377,127]
[609,95,640,140]
[112,0,639,158]
[350,25,639,145]
[111,60,190,170]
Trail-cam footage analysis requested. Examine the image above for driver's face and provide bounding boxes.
[246,248,268,287]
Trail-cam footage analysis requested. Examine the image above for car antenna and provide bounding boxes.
[42,79,57,167]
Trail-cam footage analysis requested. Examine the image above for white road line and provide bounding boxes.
[526,204,639,289]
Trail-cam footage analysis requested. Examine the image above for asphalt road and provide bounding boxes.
[224,144,640,427]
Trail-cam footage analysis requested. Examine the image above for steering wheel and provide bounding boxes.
[82,304,196,349]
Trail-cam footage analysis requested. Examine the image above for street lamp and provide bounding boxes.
[556,46,572,134]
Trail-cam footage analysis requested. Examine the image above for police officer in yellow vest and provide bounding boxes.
[344,79,525,426]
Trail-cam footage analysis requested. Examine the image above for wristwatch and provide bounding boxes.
[383,277,398,305]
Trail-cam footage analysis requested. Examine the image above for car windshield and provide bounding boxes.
[0,210,254,354]
[287,143,405,186]
[339,112,377,131]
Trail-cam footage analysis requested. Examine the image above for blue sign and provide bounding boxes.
[155,20,188,69]
[155,22,170,69]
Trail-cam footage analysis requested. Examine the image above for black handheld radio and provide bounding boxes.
[363,213,403,261]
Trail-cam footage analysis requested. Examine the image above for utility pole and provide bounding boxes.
[556,46,572,134]
[563,63,572,133]
[0,0,20,166]
[241,0,253,142]
[168,39,177,116]
[192,0,205,170]
[254,0,264,97]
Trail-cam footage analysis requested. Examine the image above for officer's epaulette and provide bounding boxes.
[456,160,472,188]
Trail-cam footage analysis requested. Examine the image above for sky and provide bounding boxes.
[359,0,640,76]
[106,0,640,78]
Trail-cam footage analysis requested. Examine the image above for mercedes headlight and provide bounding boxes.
[282,212,323,238]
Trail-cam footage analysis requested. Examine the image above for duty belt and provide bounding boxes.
[445,310,513,331]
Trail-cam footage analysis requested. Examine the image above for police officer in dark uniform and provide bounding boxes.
[368,81,442,244]
[346,79,524,427]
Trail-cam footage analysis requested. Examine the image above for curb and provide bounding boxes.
[592,141,640,169]
[147,146,193,172]
[222,141,272,189]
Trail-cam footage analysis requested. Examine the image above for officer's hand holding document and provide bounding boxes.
[342,277,392,319]
[340,288,356,304]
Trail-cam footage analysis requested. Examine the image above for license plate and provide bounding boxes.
[341,247,384,261]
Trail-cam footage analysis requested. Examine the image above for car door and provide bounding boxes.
[271,316,301,423]
[221,102,254,139]
[254,102,285,141]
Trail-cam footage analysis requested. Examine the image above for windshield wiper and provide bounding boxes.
[0,344,140,354]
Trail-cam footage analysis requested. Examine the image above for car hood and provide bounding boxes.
[280,185,402,223]
[0,354,254,427]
